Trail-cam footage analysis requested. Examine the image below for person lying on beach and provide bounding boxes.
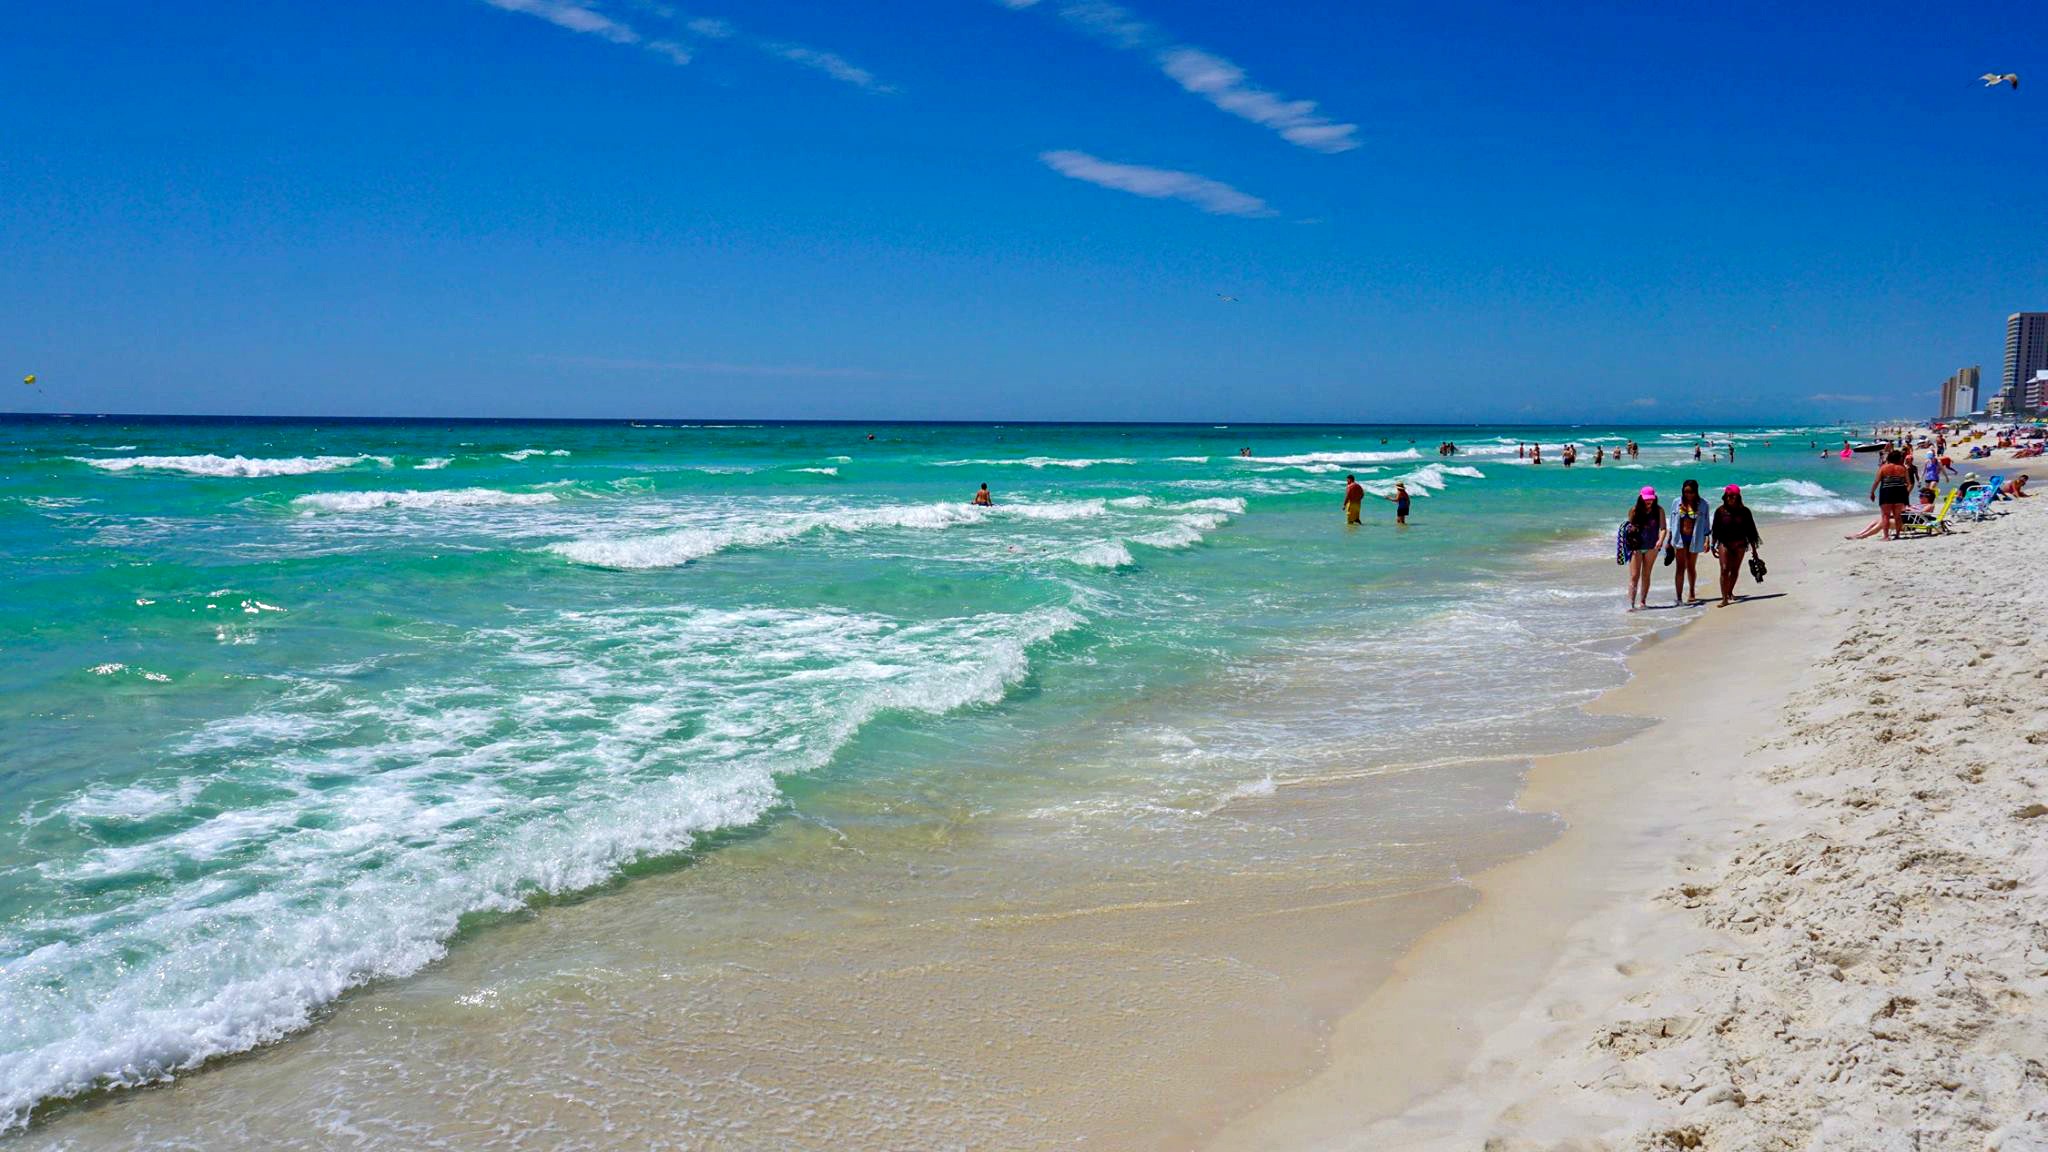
[972,483,993,506]
[2002,475,2032,498]
[1710,485,1761,607]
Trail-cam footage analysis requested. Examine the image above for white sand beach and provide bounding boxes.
[1213,498,2048,1149]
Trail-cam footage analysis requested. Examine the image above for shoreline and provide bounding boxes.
[1210,499,2048,1148]
[1205,512,1854,1149]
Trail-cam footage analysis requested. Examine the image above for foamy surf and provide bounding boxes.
[1737,478,1864,517]
[934,457,1138,469]
[0,603,1082,1132]
[292,489,562,513]
[74,454,392,478]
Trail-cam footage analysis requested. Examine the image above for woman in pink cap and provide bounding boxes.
[1709,484,1762,606]
[1624,486,1667,611]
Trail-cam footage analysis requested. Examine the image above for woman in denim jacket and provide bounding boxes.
[1666,478,1712,606]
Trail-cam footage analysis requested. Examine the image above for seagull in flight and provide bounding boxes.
[1982,72,2019,89]
[1215,293,1238,303]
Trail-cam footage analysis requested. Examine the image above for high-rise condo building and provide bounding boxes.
[1938,365,1982,419]
[2005,313,2048,415]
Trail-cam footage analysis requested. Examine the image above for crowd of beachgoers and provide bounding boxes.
[1612,422,2039,612]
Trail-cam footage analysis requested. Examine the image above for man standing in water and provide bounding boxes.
[1343,474,1365,525]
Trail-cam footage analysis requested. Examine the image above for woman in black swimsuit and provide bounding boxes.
[1868,449,1912,540]
[1709,485,1762,607]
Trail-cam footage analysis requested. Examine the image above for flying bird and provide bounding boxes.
[1215,293,1238,303]
[1981,73,2019,89]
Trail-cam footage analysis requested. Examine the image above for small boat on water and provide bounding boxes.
[1851,441,1888,453]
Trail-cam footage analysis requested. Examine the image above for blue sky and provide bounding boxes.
[2,0,2042,421]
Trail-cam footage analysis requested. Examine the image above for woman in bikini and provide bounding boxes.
[1624,486,1666,612]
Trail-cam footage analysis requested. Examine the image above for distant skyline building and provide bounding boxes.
[1938,364,1981,419]
[2004,313,2048,415]
[2028,370,2048,414]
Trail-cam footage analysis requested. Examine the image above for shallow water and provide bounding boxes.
[0,418,1871,1140]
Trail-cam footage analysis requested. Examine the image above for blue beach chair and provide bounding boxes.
[1953,475,2003,522]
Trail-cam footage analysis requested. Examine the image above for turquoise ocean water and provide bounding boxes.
[0,417,1869,1130]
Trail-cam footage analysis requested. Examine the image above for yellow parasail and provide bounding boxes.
[22,375,34,386]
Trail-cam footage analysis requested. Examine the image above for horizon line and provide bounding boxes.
[0,410,1891,429]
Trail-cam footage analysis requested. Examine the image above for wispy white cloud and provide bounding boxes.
[645,39,692,64]
[1810,393,1881,404]
[477,1,891,89]
[1056,0,1152,49]
[763,42,894,92]
[484,0,640,44]
[1000,1,1357,152]
[1157,47,1357,153]
[1040,150,1274,217]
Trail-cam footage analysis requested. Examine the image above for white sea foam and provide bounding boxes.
[1131,522,1207,549]
[1245,448,1421,466]
[1166,456,1210,463]
[413,458,452,470]
[291,489,561,513]
[0,603,1082,1129]
[933,457,1138,469]
[1171,497,1247,514]
[74,455,390,478]
[1738,478,1864,517]
[793,467,839,476]
[1070,541,1136,569]
[501,449,572,461]
[545,499,1113,570]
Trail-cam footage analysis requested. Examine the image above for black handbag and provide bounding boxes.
[1663,543,1675,566]
[1748,549,1767,583]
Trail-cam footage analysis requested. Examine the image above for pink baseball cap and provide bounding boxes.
[1724,484,1741,494]
[1639,486,1656,499]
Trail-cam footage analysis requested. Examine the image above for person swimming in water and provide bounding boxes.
[972,483,993,506]
[1343,474,1364,525]
[1384,481,1410,525]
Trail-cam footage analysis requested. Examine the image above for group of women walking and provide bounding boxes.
[1621,479,1762,611]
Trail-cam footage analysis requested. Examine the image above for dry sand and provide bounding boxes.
[1211,499,2048,1150]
